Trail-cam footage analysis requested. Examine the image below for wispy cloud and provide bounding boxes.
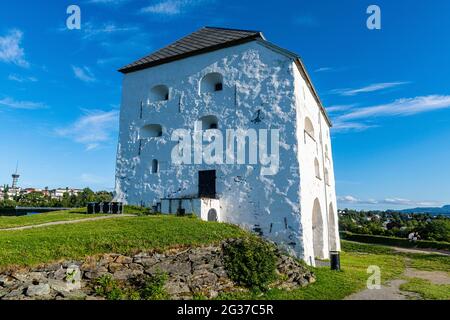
[97,57,121,66]
[331,121,377,132]
[314,66,348,73]
[140,0,212,16]
[338,195,442,208]
[56,109,119,151]
[8,74,38,83]
[58,21,139,41]
[331,81,409,96]
[0,29,29,68]
[337,195,378,205]
[72,65,97,83]
[81,22,139,40]
[338,95,450,121]
[326,104,356,113]
[330,95,450,133]
[0,97,47,110]
[314,67,333,73]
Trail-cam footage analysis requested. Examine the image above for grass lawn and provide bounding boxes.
[218,241,406,300]
[0,209,109,229]
[0,215,248,271]
[403,253,450,273]
[400,278,450,300]
[0,215,448,300]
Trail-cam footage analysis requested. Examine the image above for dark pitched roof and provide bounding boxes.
[118,27,264,74]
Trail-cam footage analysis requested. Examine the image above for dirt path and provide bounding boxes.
[0,215,136,232]
[344,279,421,300]
[344,254,450,300]
[391,246,450,256]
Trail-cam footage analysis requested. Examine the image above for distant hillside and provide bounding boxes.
[398,205,450,215]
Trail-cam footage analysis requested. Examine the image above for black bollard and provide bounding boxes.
[330,251,341,271]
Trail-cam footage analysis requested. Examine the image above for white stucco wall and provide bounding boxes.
[115,40,339,264]
[292,62,340,264]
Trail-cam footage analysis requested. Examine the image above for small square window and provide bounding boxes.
[214,83,223,92]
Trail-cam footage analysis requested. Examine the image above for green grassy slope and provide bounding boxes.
[0,216,248,270]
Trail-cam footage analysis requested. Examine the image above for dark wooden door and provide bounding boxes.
[198,170,216,198]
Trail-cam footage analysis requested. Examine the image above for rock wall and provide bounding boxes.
[0,240,315,300]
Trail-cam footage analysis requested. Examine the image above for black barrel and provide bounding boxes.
[94,202,101,214]
[330,251,341,271]
[87,202,96,214]
[102,202,111,214]
[111,202,119,214]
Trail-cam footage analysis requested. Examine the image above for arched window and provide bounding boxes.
[324,168,330,186]
[314,158,321,179]
[152,159,159,174]
[150,85,169,102]
[140,124,163,139]
[199,115,219,130]
[200,73,223,94]
[305,117,315,141]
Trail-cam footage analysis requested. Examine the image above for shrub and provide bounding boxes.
[95,273,169,300]
[139,273,169,300]
[95,275,124,300]
[223,238,277,291]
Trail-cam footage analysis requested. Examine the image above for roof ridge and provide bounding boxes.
[119,27,264,73]
[203,26,262,34]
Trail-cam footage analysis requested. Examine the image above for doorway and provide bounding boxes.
[207,209,218,222]
[198,170,216,198]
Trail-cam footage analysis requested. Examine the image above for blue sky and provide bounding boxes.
[1,0,449,210]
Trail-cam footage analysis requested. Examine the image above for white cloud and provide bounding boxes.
[326,104,356,113]
[331,121,377,132]
[72,65,97,83]
[338,95,450,121]
[337,195,378,205]
[332,81,409,96]
[0,29,29,68]
[56,109,119,151]
[330,94,450,133]
[337,195,442,207]
[0,97,47,110]
[81,22,139,40]
[141,0,211,16]
[8,74,38,83]
[314,67,333,73]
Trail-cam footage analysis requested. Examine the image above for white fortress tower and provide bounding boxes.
[115,27,340,265]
